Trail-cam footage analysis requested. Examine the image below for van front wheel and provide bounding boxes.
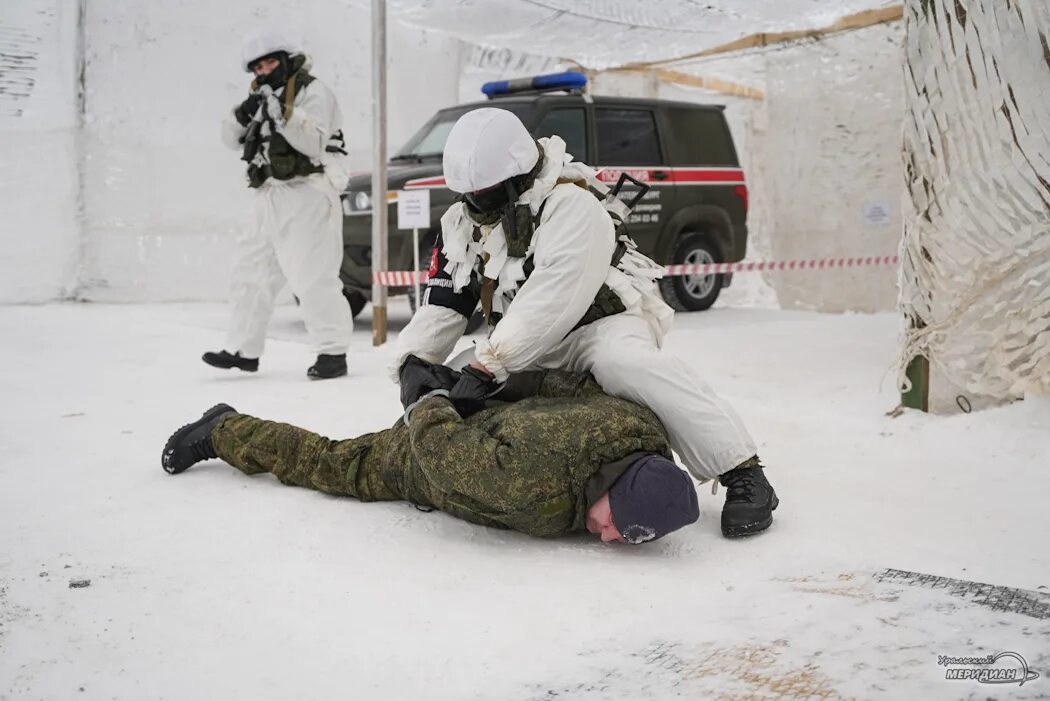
[658,234,723,312]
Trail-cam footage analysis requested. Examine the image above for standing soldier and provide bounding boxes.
[393,108,780,538]
[203,30,352,379]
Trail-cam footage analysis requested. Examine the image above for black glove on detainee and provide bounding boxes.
[234,93,265,127]
[449,365,503,418]
[399,355,461,410]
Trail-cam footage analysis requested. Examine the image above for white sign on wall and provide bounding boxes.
[862,200,892,227]
[397,189,431,230]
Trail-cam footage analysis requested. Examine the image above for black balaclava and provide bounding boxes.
[252,50,292,90]
[462,144,545,245]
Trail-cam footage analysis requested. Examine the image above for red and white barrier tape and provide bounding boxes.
[373,270,427,286]
[373,255,899,286]
[664,255,899,276]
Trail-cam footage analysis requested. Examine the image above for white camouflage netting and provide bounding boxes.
[385,0,899,68]
[899,0,1050,404]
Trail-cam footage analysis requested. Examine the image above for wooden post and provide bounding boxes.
[370,0,389,346]
[651,68,764,99]
[412,227,420,309]
[606,5,904,72]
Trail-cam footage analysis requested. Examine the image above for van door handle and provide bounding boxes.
[651,170,669,180]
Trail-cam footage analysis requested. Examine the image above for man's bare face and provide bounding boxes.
[586,492,625,543]
[252,57,280,77]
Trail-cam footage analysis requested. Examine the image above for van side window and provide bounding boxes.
[534,108,587,161]
[595,108,661,166]
[663,108,738,166]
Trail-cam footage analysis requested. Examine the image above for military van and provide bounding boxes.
[339,72,749,320]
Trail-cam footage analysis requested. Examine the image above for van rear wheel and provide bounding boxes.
[344,290,368,318]
[659,233,723,312]
[296,290,368,319]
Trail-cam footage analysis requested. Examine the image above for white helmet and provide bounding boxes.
[442,108,539,193]
[240,28,302,73]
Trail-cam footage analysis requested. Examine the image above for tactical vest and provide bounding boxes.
[246,68,327,188]
[480,180,630,334]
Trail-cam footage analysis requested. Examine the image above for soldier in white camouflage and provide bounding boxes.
[393,108,779,537]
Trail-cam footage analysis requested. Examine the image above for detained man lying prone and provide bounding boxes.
[161,358,699,544]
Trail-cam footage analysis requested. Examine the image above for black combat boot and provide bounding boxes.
[162,404,237,474]
[307,353,347,379]
[202,350,258,372]
[719,457,779,538]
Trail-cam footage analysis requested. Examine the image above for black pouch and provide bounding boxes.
[247,163,269,189]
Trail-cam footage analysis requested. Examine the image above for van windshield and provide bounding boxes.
[392,103,536,161]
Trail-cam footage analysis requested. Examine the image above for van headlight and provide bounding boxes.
[353,192,372,211]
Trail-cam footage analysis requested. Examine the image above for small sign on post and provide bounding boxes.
[397,189,431,309]
[397,189,431,230]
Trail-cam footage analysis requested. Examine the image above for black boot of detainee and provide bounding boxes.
[307,353,347,380]
[162,404,237,474]
[202,350,258,372]
[719,458,779,538]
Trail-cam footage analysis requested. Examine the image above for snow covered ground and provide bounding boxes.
[1,300,1048,700]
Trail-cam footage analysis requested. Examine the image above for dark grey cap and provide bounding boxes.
[608,454,699,544]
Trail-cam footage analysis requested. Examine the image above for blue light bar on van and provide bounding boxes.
[482,71,588,98]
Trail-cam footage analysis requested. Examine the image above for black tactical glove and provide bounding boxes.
[399,355,460,409]
[449,365,503,417]
[234,93,264,127]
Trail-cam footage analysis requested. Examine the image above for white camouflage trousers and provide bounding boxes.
[452,311,757,481]
[225,180,351,358]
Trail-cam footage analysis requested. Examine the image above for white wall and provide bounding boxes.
[752,23,904,312]
[0,0,82,303]
[1,2,464,304]
[75,2,462,302]
[458,44,565,103]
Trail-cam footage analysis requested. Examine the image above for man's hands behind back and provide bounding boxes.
[399,355,461,409]
[399,355,532,418]
[449,365,503,417]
